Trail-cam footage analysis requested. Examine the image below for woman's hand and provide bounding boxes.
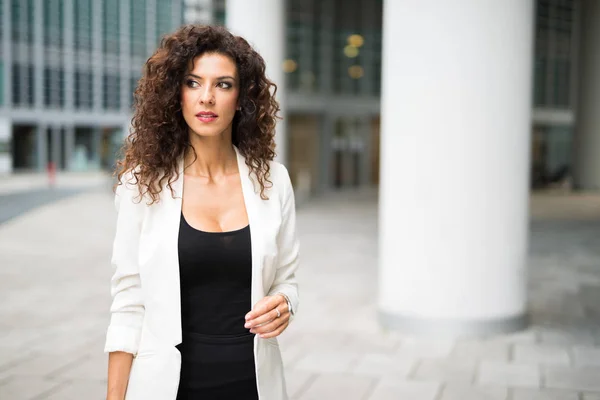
[244,294,290,338]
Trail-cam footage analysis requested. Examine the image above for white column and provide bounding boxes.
[573,0,600,190]
[378,0,534,336]
[226,0,287,165]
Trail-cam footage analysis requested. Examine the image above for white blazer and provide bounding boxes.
[104,147,300,400]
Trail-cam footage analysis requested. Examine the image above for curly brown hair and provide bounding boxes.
[115,24,280,203]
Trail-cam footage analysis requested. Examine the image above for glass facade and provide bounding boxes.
[286,0,383,96]
[534,0,575,109]
[130,0,146,58]
[103,0,120,55]
[1,1,185,171]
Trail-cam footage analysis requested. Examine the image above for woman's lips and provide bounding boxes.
[196,112,218,122]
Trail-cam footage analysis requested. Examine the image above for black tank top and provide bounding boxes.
[176,212,259,399]
[177,212,253,335]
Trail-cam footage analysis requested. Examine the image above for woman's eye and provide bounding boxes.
[217,82,232,89]
[186,80,200,88]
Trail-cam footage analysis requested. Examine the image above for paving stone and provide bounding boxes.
[396,338,455,359]
[293,351,360,374]
[349,353,414,378]
[44,379,107,400]
[297,373,374,400]
[439,384,507,400]
[544,366,600,392]
[513,344,570,365]
[2,188,600,399]
[51,354,107,381]
[412,359,476,384]
[449,341,510,362]
[486,329,538,344]
[368,379,440,400]
[3,354,82,378]
[511,387,579,400]
[538,328,596,346]
[476,361,540,388]
[284,370,314,399]
[0,376,62,400]
[572,346,600,367]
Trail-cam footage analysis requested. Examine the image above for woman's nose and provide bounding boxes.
[199,87,215,104]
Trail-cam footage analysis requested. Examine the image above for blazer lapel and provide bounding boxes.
[160,150,263,347]
[161,157,184,347]
[235,147,265,307]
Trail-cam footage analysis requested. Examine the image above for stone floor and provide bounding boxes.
[0,186,599,399]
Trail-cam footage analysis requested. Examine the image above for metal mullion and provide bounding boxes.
[2,0,12,107]
[119,0,131,111]
[92,0,102,110]
[63,0,74,110]
[34,0,44,108]
[546,0,557,107]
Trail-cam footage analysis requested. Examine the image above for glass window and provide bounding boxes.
[11,0,34,44]
[103,0,120,54]
[534,0,574,109]
[157,0,172,43]
[13,65,34,106]
[103,74,121,110]
[75,70,93,109]
[130,1,146,58]
[214,0,226,25]
[0,62,3,106]
[11,65,20,105]
[130,75,139,109]
[44,0,63,47]
[44,67,51,106]
[0,0,3,41]
[286,0,320,93]
[75,0,92,50]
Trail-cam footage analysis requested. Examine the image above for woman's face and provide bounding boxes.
[181,52,240,140]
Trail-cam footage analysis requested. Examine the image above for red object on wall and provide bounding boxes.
[47,162,56,188]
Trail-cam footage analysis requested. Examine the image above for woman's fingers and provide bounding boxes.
[245,294,288,327]
[250,312,289,335]
[256,320,289,339]
[245,302,288,329]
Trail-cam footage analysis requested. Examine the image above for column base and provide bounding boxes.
[379,311,529,338]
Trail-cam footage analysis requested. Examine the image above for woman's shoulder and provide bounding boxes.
[268,160,292,185]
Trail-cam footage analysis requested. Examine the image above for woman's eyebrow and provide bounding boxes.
[186,73,236,80]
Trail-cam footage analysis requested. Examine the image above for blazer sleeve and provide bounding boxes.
[267,165,300,316]
[104,172,145,355]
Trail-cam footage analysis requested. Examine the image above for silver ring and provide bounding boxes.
[275,307,281,318]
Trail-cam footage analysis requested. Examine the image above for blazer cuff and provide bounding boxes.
[104,324,142,355]
[275,292,294,316]
[268,285,298,319]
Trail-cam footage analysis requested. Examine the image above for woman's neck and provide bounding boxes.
[184,134,238,180]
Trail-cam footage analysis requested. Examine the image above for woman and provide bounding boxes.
[104,25,299,400]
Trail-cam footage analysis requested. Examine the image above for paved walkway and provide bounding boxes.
[0,186,599,399]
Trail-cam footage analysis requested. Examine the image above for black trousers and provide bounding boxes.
[176,331,259,400]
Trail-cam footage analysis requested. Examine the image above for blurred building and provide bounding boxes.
[0,0,184,173]
[0,0,597,197]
